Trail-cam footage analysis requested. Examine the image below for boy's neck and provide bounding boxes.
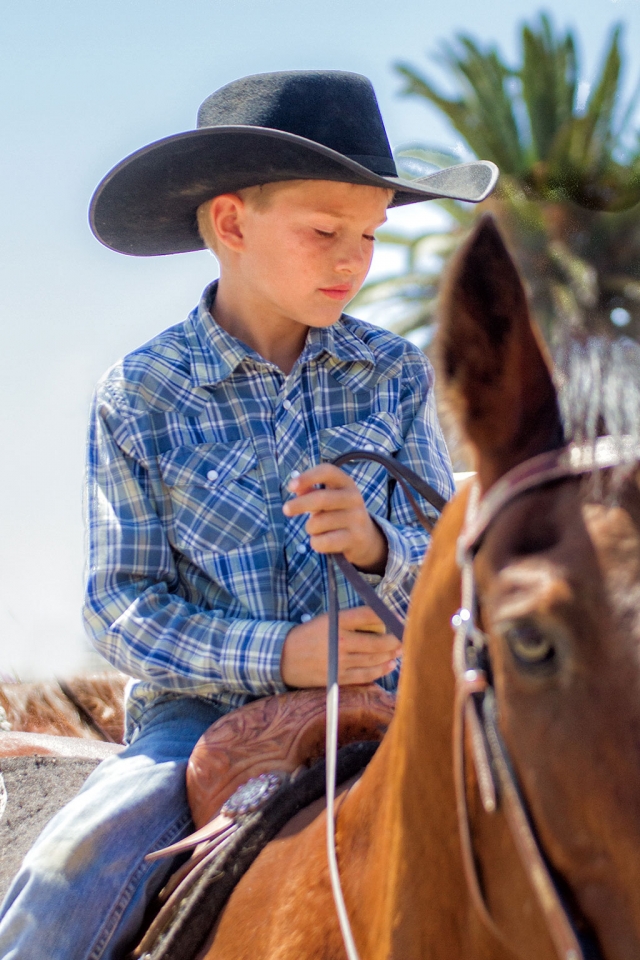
[212,275,310,376]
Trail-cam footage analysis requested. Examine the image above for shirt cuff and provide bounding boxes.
[371,514,418,599]
[218,618,295,696]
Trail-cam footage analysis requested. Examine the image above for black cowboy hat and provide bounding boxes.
[89,70,499,257]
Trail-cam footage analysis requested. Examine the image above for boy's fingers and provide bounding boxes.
[338,606,385,631]
[305,509,362,536]
[280,612,401,689]
[288,464,356,495]
[342,651,400,670]
[308,530,352,555]
[300,607,383,630]
[338,661,398,685]
[339,631,401,658]
[283,487,358,517]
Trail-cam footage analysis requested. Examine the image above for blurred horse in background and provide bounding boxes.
[0,673,126,744]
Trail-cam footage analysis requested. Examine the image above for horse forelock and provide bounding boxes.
[555,336,640,449]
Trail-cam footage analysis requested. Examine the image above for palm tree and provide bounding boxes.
[356,14,640,346]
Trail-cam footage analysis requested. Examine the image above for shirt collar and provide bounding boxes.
[185,280,377,388]
[186,282,256,387]
[302,317,376,369]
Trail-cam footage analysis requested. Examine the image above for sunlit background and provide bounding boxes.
[1,0,639,679]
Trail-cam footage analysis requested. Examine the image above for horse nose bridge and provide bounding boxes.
[527,746,640,960]
[490,655,640,859]
[566,711,640,874]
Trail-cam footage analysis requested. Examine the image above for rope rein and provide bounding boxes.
[325,451,446,960]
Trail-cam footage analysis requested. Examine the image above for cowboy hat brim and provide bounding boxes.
[89,125,499,257]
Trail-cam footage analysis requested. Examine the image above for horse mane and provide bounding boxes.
[555,336,640,448]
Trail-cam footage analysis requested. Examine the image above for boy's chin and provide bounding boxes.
[306,315,343,329]
[302,304,348,329]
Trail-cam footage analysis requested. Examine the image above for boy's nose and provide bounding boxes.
[334,239,371,275]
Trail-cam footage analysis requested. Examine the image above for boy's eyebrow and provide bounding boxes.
[308,211,389,228]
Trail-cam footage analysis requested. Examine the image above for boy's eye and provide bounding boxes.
[363,234,376,242]
[315,229,335,238]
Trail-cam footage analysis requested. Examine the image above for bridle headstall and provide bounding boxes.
[453,436,636,960]
[327,438,632,960]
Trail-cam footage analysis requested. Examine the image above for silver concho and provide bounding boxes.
[221,771,287,819]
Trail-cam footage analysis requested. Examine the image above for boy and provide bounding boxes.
[0,71,495,960]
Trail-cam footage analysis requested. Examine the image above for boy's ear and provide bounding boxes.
[209,194,246,252]
[437,215,563,492]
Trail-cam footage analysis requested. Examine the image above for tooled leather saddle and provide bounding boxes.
[132,684,395,960]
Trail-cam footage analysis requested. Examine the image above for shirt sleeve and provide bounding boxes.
[83,385,293,698]
[369,349,455,626]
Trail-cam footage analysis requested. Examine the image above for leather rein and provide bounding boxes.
[327,438,631,960]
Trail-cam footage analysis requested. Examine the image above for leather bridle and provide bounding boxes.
[327,438,634,960]
[452,436,637,960]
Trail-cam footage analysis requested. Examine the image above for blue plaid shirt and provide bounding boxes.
[84,282,454,736]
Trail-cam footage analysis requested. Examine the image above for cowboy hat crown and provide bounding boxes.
[90,70,498,257]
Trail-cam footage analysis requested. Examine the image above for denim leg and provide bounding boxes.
[0,696,225,960]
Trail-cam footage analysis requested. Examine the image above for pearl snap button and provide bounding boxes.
[300,613,312,623]
[296,543,307,554]
[207,469,219,481]
[364,444,375,452]
[213,609,224,617]
[290,470,300,480]
[282,399,292,410]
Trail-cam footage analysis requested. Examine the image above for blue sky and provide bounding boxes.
[1,0,639,679]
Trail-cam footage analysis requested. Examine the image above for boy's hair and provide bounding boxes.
[196,180,394,255]
[197,182,303,255]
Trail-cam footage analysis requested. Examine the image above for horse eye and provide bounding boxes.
[501,620,556,668]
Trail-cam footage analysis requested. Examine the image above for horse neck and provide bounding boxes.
[336,487,565,960]
[337,491,472,959]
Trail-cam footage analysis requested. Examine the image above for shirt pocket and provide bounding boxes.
[157,439,268,555]
[318,412,403,516]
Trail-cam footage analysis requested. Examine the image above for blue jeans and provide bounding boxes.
[0,696,225,960]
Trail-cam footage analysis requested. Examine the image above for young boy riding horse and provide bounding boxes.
[0,71,495,958]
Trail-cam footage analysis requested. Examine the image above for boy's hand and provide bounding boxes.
[281,606,401,688]
[282,464,388,574]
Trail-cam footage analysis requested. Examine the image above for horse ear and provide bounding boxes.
[437,214,563,491]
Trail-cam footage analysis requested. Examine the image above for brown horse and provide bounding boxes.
[0,673,126,743]
[182,216,640,960]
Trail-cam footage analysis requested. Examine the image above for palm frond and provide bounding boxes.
[521,14,577,161]
[615,73,640,149]
[582,25,622,157]
[371,13,640,351]
[395,35,528,174]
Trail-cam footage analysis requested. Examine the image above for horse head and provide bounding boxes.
[439,215,640,960]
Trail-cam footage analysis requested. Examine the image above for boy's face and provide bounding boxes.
[214,179,390,329]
